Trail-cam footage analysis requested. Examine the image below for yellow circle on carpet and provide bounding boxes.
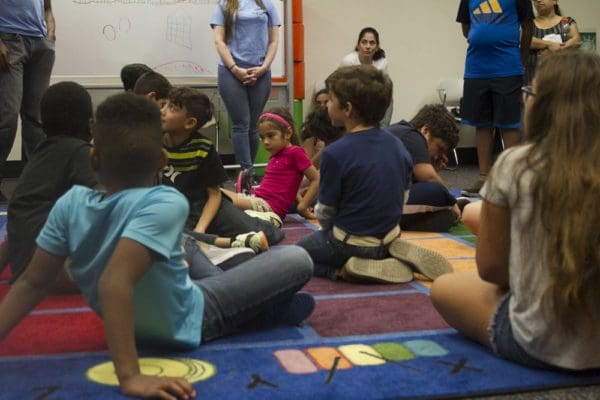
[86,357,216,386]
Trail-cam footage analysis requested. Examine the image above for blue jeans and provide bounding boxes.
[194,245,313,341]
[0,33,55,176]
[217,64,271,173]
[402,181,458,232]
[296,229,390,279]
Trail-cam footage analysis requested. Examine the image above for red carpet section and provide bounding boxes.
[0,271,106,357]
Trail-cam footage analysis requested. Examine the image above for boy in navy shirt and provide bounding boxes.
[298,65,452,283]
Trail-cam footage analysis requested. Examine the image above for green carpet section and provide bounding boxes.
[449,222,477,245]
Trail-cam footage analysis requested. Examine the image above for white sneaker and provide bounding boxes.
[244,210,283,228]
[202,244,255,266]
[231,231,269,253]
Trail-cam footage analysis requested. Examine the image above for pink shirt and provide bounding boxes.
[254,146,312,218]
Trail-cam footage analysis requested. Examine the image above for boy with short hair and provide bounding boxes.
[0,93,314,399]
[0,81,99,285]
[388,104,464,232]
[120,63,152,91]
[133,70,172,108]
[297,65,452,283]
[161,87,284,250]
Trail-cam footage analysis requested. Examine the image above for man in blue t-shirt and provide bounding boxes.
[0,93,315,399]
[456,0,533,195]
[0,0,56,201]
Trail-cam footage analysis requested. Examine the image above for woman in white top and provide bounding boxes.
[340,27,392,126]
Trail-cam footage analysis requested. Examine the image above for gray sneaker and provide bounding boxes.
[244,210,283,228]
[341,257,414,284]
[389,238,453,280]
[231,231,269,253]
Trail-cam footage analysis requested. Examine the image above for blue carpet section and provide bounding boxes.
[1,212,600,399]
[1,330,599,400]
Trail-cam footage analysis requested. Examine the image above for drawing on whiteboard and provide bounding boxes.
[166,16,192,49]
[102,17,131,41]
[153,60,212,76]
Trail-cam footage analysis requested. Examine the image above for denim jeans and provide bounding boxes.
[217,64,271,174]
[0,33,55,177]
[296,229,390,279]
[195,245,313,341]
[402,181,457,232]
[188,195,285,245]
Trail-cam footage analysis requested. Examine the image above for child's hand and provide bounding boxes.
[297,205,316,220]
[432,154,448,171]
[121,374,196,399]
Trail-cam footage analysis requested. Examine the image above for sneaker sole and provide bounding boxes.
[344,257,413,284]
[256,231,269,252]
[389,239,453,280]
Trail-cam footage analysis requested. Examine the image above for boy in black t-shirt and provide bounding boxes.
[0,82,99,285]
[388,104,463,232]
[161,87,284,251]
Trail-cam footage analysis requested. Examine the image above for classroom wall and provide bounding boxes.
[7,0,600,162]
[302,0,600,121]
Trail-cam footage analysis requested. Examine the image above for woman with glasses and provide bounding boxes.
[432,51,600,372]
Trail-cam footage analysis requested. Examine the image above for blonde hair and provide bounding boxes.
[519,51,600,337]
[224,0,266,43]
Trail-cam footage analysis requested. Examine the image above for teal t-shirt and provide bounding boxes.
[37,185,204,349]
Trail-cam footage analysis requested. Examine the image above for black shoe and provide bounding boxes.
[456,197,472,214]
[272,292,315,326]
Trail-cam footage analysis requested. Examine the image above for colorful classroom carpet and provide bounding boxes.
[1,212,599,399]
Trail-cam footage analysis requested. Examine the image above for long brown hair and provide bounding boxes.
[519,51,600,337]
[224,0,266,43]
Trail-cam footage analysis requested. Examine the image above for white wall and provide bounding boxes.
[303,0,600,121]
[7,0,600,161]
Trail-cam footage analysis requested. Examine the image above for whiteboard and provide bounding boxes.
[52,0,285,84]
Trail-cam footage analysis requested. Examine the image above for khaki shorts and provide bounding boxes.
[332,225,400,248]
[239,193,273,213]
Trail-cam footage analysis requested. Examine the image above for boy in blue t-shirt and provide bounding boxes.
[457,0,534,195]
[297,65,452,284]
[0,93,314,399]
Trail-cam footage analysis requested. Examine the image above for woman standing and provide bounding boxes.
[526,0,581,84]
[339,27,392,126]
[211,0,281,182]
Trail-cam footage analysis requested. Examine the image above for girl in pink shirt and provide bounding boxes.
[223,108,319,226]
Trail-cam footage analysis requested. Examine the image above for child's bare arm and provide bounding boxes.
[0,248,65,341]
[194,186,222,233]
[297,166,319,220]
[99,238,195,399]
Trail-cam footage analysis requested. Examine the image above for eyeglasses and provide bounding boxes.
[521,86,536,103]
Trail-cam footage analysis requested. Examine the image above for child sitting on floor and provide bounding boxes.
[300,106,345,169]
[161,87,285,251]
[297,65,452,284]
[0,82,100,288]
[431,51,600,371]
[0,93,315,399]
[222,107,320,225]
[387,104,462,232]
